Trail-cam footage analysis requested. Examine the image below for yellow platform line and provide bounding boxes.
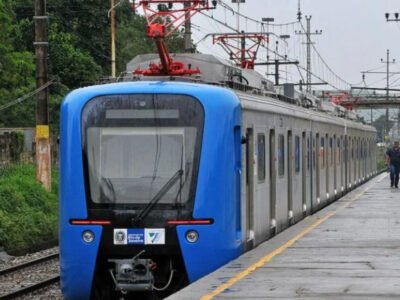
[200,179,378,300]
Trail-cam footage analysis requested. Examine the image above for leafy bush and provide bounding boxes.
[0,164,58,254]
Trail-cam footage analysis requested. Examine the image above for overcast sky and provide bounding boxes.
[191,0,400,90]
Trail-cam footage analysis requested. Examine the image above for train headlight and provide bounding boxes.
[185,230,199,243]
[82,230,95,243]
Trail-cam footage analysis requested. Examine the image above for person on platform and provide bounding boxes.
[386,141,400,188]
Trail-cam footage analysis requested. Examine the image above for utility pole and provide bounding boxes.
[297,0,302,22]
[184,1,192,52]
[255,41,299,86]
[232,0,245,50]
[295,15,322,93]
[358,50,399,138]
[111,0,116,78]
[261,17,274,79]
[385,12,400,22]
[382,49,396,138]
[34,0,51,191]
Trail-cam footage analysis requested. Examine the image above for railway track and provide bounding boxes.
[0,253,60,299]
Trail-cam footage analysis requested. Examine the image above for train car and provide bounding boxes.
[59,55,377,299]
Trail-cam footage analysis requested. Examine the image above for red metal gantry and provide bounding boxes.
[131,0,216,76]
[212,33,267,69]
[324,91,360,111]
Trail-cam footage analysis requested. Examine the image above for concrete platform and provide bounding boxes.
[169,173,400,299]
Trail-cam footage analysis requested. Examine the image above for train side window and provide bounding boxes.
[257,133,266,182]
[295,135,300,173]
[320,137,325,168]
[278,134,285,177]
[330,137,333,166]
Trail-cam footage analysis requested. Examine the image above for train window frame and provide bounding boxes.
[295,135,300,173]
[257,133,266,182]
[81,93,205,213]
[278,134,285,177]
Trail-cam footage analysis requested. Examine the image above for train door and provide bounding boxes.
[361,139,364,180]
[355,138,359,184]
[350,137,354,188]
[288,130,293,223]
[292,133,302,222]
[254,129,270,244]
[311,133,316,211]
[333,135,337,198]
[316,133,320,205]
[245,128,254,248]
[352,138,358,186]
[340,136,344,194]
[269,129,277,234]
[302,132,310,215]
[344,135,348,191]
[325,134,329,202]
[275,129,288,231]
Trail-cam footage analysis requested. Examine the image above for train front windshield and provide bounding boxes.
[82,94,203,211]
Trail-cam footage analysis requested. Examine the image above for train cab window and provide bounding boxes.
[257,134,266,182]
[295,135,300,173]
[320,137,325,168]
[278,134,285,177]
[81,94,204,210]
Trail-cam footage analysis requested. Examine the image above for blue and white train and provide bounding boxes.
[60,54,377,299]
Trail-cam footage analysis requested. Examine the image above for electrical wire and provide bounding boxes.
[0,81,54,112]
[216,0,298,27]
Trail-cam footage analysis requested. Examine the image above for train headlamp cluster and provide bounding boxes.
[185,230,199,243]
[82,230,95,243]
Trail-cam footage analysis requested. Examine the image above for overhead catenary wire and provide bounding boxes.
[0,81,54,112]
[196,5,348,91]
[216,0,298,28]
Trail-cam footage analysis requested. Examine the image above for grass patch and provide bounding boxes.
[0,164,58,254]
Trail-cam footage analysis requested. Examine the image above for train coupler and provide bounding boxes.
[109,251,154,292]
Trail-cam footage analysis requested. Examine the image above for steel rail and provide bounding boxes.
[0,253,59,277]
[0,275,60,300]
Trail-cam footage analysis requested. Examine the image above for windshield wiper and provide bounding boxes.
[101,177,116,202]
[133,169,183,224]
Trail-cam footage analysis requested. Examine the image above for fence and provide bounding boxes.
[0,130,59,167]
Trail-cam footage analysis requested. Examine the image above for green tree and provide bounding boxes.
[0,0,35,127]
[4,0,187,127]
[372,115,394,142]
[48,23,102,88]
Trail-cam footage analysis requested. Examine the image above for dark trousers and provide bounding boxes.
[390,164,400,187]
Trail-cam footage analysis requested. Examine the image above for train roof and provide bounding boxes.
[126,53,275,93]
[125,53,366,124]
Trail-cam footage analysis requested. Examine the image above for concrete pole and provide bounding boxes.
[34,0,51,191]
[111,0,116,78]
